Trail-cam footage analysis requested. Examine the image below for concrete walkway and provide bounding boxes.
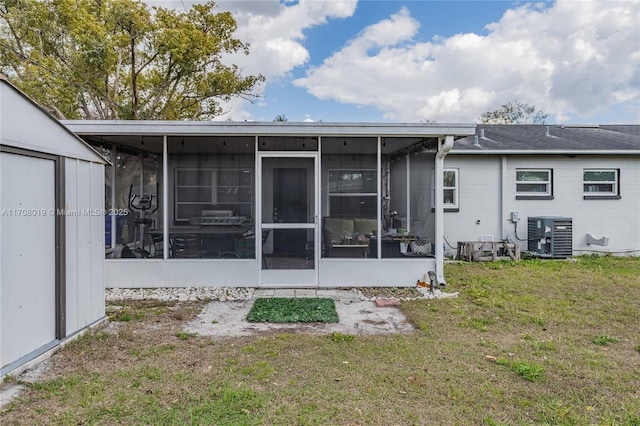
[184,288,415,337]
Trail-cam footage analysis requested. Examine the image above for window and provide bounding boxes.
[583,169,620,199]
[443,169,459,208]
[431,168,459,210]
[328,169,377,217]
[174,168,253,222]
[516,169,552,198]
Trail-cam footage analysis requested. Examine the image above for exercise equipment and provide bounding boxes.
[127,184,157,257]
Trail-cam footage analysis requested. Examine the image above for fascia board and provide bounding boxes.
[449,150,640,155]
[62,120,476,138]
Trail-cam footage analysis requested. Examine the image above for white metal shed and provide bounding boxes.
[0,76,107,377]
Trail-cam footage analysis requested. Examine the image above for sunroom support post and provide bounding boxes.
[376,136,382,259]
[162,135,169,260]
[406,149,411,233]
[110,145,117,249]
[435,135,454,286]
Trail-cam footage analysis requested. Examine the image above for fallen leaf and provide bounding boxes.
[484,355,497,362]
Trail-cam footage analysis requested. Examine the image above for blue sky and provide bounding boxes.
[169,1,640,124]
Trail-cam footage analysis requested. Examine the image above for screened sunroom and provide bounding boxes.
[64,121,474,288]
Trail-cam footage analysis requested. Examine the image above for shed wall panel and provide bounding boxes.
[65,159,79,333]
[65,159,106,334]
[76,161,93,326]
[1,153,56,369]
[90,163,105,321]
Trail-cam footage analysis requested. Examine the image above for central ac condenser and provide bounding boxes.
[527,216,573,258]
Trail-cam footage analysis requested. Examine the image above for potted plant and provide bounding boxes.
[398,236,411,253]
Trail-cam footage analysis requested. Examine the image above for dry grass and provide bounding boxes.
[1,256,639,425]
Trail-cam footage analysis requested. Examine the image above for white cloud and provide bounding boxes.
[220,0,357,78]
[294,1,640,123]
[211,0,357,119]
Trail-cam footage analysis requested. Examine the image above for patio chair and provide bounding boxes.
[171,235,202,258]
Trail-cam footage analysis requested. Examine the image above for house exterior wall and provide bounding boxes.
[444,154,640,255]
[65,158,106,334]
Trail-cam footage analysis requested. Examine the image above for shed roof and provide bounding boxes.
[452,124,640,154]
[0,76,107,164]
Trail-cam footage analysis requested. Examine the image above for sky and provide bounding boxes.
[160,0,640,124]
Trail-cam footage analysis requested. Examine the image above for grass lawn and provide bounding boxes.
[2,256,639,425]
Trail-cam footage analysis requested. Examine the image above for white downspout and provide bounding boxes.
[500,155,507,239]
[435,135,454,286]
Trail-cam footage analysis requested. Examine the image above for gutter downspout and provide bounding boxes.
[500,155,507,240]
[435,135,454,286]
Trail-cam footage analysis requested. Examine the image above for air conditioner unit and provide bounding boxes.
[527,216,573,258]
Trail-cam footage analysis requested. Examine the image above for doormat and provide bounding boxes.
[247,298,339,323]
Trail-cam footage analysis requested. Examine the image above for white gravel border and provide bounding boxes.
[106,287,458,302]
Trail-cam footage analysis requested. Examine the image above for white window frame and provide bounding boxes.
[583,169,618,196]
[432,168,459,209]
[516,168,552,197]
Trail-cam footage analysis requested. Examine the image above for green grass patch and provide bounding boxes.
[247,298,339,323]
[175,331,198,340]
[497,358,544,382]
[592,334,618,346]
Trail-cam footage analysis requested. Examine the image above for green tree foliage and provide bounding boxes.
[479,101,548,124]
[0,0,264,120]
[273,114,288,122]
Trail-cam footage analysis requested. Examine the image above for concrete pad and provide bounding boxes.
[272,289,296,298]
[184,298,414,337]
[253,289,275,298]
[295,289,317,298]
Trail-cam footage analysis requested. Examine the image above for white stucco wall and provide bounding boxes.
[444,154,640,255]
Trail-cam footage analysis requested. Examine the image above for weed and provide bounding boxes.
[109,309,144,322]
[241,361,273,381]
[458,317,494,331]
[330,332,355,343]
[593,335,619,346]
[497,359,544,382]
[94,332,111,341]
[175,331,198,340]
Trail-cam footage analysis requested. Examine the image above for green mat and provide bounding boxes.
[247,298,339,323]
